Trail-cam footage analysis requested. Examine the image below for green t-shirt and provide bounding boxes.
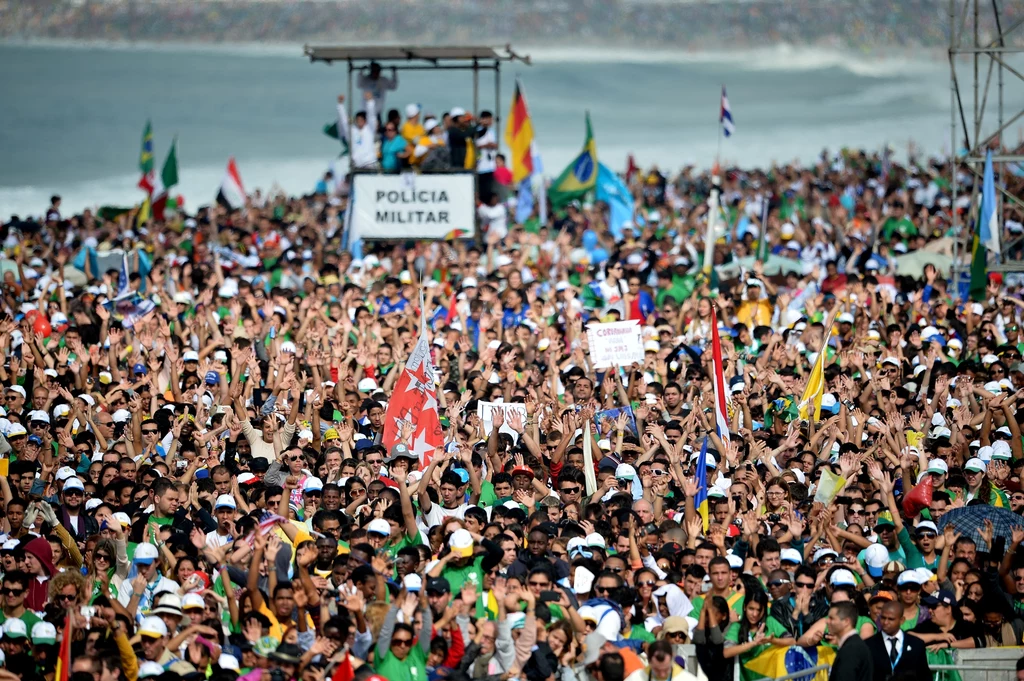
[385,533,424,567]
[374,645,427,681]
[477,480,498,508]
[0,609,42,632]
[628,623,655,643]
[691,590,744,619]
[441,555,486,594]
[726,616,791,681]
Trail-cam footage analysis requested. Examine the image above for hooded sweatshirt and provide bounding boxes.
[23,536,57,611]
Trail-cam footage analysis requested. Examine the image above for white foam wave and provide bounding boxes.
[2,38,945,78]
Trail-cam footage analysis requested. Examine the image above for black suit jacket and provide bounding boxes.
[830,633,874,681]
[866,632,931,681]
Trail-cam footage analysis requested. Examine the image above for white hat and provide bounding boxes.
[829,569,857,587]
[403,574,423,592]
[85,498,102,511]
[983,381,1002,394]
[182,593,206,611]
[183,350,200,362]
[280,341,297,354]
[838,312,855,324]
[237,472,257,485]
[897,570,923,586]
[134,542,159,564]
[448,528,474,557]
[615,463,636,480]
[423,117,439,132]
[462,276,478,289]
[781,548,803,564]
[5,385,25,399]
[55,466,77,481]
[138,616,169,638]
[585,532,606,548]
[978,445,994,462]
[27,410,49,424]
[52,404,70,419]
[1,618,27,638]
[31,620,57,644]
[218,654,241,672]
[139,662,166,679]
[964,457,987,473]
[112,409,132,423]
[813,548,838,564]
[927,459,949,475]
[113,511,132,527]
[62,477,85,492]
[366,518,391,536]
[915,521,938,534]
[303,477,324,493]
[450,106,467,118]
[405,103,421,118]
[726,553,743,569]
[863,543,890,569]
[214,494,236,510]
[5,423,26,438]
[993,440,1013,460]
[358,377,378,393]
[151,593,184,617]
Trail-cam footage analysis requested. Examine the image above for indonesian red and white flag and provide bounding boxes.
[709,307,731,445]
[382,328,444,470]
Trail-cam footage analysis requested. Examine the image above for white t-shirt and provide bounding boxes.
[478,203,508,240]
[206,530,233,549]
[420,502,470,529]
[476,126,497,174]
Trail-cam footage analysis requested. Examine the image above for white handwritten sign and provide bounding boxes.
[476,400,529,444]
[586,320,644,369]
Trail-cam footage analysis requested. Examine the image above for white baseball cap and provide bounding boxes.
[214,494,236,510]
[366,519,391,536]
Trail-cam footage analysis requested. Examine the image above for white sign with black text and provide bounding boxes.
[586,319,644,369]
[350,173,476,240]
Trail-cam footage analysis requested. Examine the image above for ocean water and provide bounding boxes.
[0,41,1019,220]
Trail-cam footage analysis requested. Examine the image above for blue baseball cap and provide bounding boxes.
[133,363,147,375]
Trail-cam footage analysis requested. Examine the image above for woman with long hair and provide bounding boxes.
[724,590,795,681]
[85,537,127,603]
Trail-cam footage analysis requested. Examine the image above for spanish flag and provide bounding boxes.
[505,79,535,185]
[797,312,836,422]
[548,112,598,209]
[55,614,72,681]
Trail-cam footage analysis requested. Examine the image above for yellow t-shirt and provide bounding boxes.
[401,120,426,146]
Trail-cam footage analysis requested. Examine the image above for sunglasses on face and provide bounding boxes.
[0,587,24,596]
[56,593,76,602]
[795,582,815,589]
[391,638,413,647]
[142,429,159,435]
[559,487,580,494]
[94,553,111,562]
[528,581,550,588]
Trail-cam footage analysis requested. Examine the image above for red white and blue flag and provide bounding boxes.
[709,306,731,444]
[720,86,735,138]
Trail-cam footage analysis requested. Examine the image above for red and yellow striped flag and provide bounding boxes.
[504,79,534,185]
[55,614,72,681]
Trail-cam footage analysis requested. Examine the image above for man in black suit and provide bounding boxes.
[828,601,874,681]
[867,601,931,681]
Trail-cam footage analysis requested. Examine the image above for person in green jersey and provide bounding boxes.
[374,583,434,681]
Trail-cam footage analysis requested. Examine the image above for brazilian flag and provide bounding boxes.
[548,113,597,209]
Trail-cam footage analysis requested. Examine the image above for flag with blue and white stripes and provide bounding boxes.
[720,86,735,137]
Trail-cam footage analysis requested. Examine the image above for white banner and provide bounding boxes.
[350,173,476,240]
[586,320,644,369]
[476,400,528,444]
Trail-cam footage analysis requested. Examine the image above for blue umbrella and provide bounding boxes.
[935,505,1024,547]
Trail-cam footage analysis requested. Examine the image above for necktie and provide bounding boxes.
[889,636,899,666]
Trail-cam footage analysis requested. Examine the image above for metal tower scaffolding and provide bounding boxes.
[949,0,1024,280]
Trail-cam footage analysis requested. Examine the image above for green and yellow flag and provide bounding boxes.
[548,113,597,209]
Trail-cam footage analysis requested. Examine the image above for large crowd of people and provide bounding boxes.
[5,72,1024,681]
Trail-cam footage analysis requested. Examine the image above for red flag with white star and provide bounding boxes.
[382,329,444,470]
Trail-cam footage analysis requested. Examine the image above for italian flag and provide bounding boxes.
[217,157,246,210]
[152,138,179,222]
